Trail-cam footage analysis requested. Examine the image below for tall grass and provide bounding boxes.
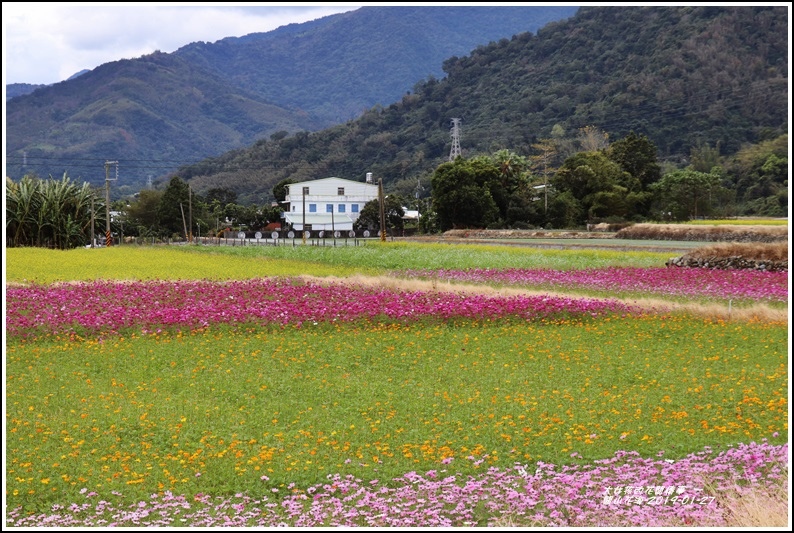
[616,223,788,242]
[682,242,788,261]
[685,218,789,226]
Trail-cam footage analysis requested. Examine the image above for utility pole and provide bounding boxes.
[449,118,462,161]
[302,186,307,245]
[104,161,118,246]
[180,203,188,241]
[378,178,386,242]
[188,185,193,243]
[90,193,96,247]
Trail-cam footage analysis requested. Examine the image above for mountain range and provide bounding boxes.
[5,5,579,194]
[175,5,788,204]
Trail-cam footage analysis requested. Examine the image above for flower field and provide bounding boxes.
[395,267,788,303]
[6,278,635,340]
[4,244,789,527]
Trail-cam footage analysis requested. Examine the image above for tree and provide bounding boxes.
[125,189,163,237]
[546,191,583,229]
[272,178,296,203]
[157,176,191,237]
[605,131,661,218]
[489,149,530,219]
[232,203,272,231]
[722,134,787,214]
[417,204,440,234]
[354,194,405,233]
[430,158,499,230]
[505,187,545,228]
[551,151,637,225]
[606,131,661,189]
[651,169,721,220]
[577,125,610,152]
[204,187,238,207]
[550,123,577,161]
[689,141,721,173]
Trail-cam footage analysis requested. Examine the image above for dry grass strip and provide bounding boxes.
[683,242,788,261]
[615,223,789,242]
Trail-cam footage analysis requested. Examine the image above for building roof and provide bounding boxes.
[288,176,374,187]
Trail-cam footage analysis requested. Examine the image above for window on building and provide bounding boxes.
[326,204,333,213]
[338,204,346,213]
[351,204,359,213]
[309,204,317,213]
[303,186,309,194]
[338,187,345,195]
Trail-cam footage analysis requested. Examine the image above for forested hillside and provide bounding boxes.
[175,6,579,126]
[6,83,47,101]
[5,53,323,188]
[5,6,578,194]
[177,6,787,205]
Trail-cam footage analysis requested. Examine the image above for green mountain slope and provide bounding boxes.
[175,6,581,125]
[5,53,324,189]
[178,6,788,204]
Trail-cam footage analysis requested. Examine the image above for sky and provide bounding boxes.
[2,3,363,86]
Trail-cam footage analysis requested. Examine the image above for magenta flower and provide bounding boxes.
[6,278,636,340]
[396,267,787,302]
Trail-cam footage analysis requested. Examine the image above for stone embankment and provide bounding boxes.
[665,255,787,272]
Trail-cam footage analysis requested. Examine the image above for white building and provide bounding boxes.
[283,176,380,231]
[402,209,420,222]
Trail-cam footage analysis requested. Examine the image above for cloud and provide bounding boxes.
[3,4,359,85]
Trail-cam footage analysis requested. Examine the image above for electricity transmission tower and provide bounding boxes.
[449,118,462,161]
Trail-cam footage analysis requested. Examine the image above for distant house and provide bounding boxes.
[283,176,380,231]
[402,209,420,222]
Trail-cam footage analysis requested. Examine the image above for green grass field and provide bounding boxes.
[5,242,671,284]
